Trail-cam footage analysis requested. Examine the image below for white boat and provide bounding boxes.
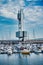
[0,50,4,54]
[7,49,12,55]
[34,49,41,53]
[17,43,22,49]
[13,48,18,53]
[35,50,41,53]
[21,49,30,54]
[29,45,34,52]
[7,46,12,55]
[0,46,4,50]
[3,49,7,54]
[0,46,4,54]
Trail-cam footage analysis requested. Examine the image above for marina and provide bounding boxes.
[0,0,43,65]
[0,42,43,55]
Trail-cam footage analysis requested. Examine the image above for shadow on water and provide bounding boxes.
[15,53,30,65]
[0,53,43,65]
[34,52,40,55]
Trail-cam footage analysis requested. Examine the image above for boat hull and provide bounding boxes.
[41,50,43,53]
[21,52,30,54]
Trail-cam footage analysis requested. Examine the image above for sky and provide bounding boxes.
[0,0,43,40]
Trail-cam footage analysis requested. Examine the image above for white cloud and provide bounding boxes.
[0,2,19,20]
[0,8,17,19]
[24,6,43,24]
[18,0,25,7]
[0,0,25,20]
[0,0,43,39]
[0,0,43,24]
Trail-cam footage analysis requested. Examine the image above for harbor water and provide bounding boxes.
[0,53,43,65]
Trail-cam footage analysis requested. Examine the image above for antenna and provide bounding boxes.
[33,29,35,39]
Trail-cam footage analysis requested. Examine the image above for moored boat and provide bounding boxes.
[41,47,43,53]
[21,49,30,54]
[34,49,41,53]
[7,46,12,55]
[7,49,12,55]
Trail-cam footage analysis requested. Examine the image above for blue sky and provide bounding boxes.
[0,0,43,40]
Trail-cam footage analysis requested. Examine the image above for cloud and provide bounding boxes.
[0,4,18,20]
[0,0,43,24]
[24,6,43,24]
[0,0,25,20]
[18,0,25,7]
[0,0,43,39]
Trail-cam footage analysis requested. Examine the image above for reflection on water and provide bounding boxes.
[0,53,43,65]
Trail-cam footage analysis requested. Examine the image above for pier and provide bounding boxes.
[0,40,43,44]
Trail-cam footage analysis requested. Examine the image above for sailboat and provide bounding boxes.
[41,46,43,53]
[7,46,12,55]
[34,46,41,53]
[21,49,30,54]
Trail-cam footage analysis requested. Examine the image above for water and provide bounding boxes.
[0,53,43,65]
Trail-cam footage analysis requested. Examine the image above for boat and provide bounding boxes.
[0,50,4,54]
[3,48,7,54]
[41,47,43,53]
[0,46,4,50]
[35,50,41,53]
[7,46,12,55]
[29,45,34,52]
[7,48,12,55]
[41,50,43,53]
[21,49,30,54]
[34,49,41,53]
[13,47,18,53]
[0,46,4,54]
